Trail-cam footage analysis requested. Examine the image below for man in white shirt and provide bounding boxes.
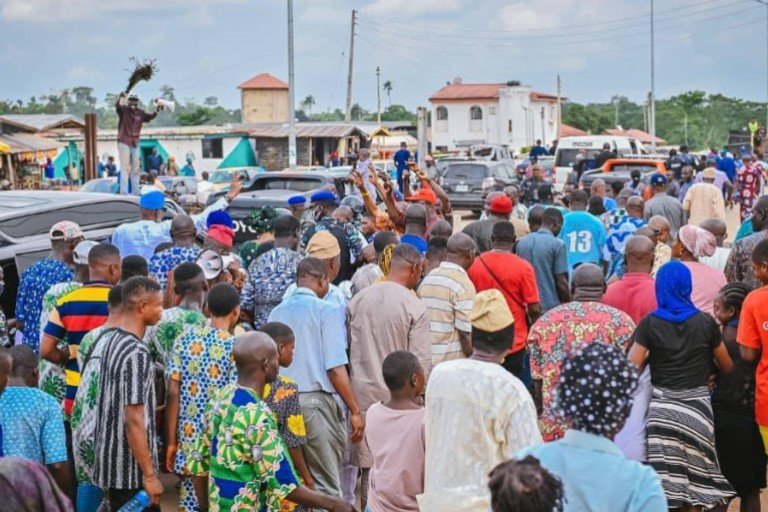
[197,171,216,205]
[699,217,731,271]
[421,289,542,512]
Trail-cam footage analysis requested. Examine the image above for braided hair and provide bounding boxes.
[718,282,752,321]
[488,456,564,512]
[378,243,397,276]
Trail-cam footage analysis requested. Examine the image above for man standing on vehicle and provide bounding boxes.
[529,139,548,158]
[116,93,161,195]
[665,149,683,180]
[548,139,558,156]
[593,143,616,170]
[393,142,411,193]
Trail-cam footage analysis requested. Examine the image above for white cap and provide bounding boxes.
[73,240,98,266]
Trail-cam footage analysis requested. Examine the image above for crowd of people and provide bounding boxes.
[0,143,767,512]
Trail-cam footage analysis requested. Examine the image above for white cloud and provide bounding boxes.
[0,0,241,22]
[364,0,462,18]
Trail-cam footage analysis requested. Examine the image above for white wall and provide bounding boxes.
[431,101,496,150]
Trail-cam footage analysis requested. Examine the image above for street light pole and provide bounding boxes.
[287,0,297,171]
[650,0,657,153]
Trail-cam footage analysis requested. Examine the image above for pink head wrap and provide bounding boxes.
[207,225,234,249]
[678,225,716,259]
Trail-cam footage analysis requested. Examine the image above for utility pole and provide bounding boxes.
[344,10,357,123]
[757,0,768,129]
[287,0,297,170]
[417,107,427,168]
[613,97,619,128]
[556,75,562,140]
[376,65,381,125]
[650,0,657,153]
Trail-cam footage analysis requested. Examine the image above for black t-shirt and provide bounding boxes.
[711,322,758,415]
[634,312,721,389]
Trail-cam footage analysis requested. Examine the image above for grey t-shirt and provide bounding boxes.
[644,193,686,239]
[515,228,569,312]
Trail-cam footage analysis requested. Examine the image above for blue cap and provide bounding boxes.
[139,190,165,210]
[206,210,234,229]
[310,190,338,204]
[650,173,667,186]
[288,195,307,206]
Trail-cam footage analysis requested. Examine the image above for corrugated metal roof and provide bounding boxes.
[238,73,289,90]
[0,133,60,153]
[0,114,85,132]
[238,122,368,138]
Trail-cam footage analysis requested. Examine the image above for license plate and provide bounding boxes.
[455,184,469,192]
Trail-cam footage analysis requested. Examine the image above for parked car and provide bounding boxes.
[80,177,119,194]
[213,171,349,243]
[578,159,667,195]
[281,165,329,173]
[440,161,517,215]
[0,191,181,320]
[554,135,648,190]
[435,156,468,176]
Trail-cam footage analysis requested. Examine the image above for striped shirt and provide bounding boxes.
[93,329,157,490]
[418,262,476,365]
[42,281,110,416]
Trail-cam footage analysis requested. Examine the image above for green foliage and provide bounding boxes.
[563,92,766,149]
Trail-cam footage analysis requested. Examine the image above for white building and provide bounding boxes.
[429,80,561,152]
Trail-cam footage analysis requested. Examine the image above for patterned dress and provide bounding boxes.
[0,308,9,347]
[241,248,302,329]
[187,384,301,512]
[167,327,237,512]
[15,259,73,353]
[736,162,764,221]
[144,307,208,366]
[528,301,635,441]
[148,246,201,291]
[70,325,111,484]
[37,281,82,405]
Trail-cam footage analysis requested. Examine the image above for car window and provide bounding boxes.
[0,201,138,239]
[608,164,658,174]
[555,149,601,167]
[443,164,489,180]
[209,172,232,184]
[254,178,325,192]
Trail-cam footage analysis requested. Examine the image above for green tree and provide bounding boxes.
[350,103,369,121]
[159,85,176,102]
[671,91,706,146]
[383,80,393,105]
[177,107,215,126]
[380,104,415,122]
[301,95,316,117]
[204,96,218,107]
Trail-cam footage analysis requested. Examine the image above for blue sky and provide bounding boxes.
[0,0,766,111]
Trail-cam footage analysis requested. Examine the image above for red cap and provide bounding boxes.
[207,225,234,249]
[489,195,513,214]
[405,187,437,205]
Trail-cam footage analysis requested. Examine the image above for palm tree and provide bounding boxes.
[301,95,316,117]
[383,80,393,106]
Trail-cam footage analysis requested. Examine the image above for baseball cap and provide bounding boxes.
[306,231,341,259]
[196,249,224,280]
[310,190,338,205]
[50,221,84,241]
[470,289,514,332]
[288,195,307,206]
[73,240,98,265]
[489,195,513,215]
[405,187,437,205]
[649,173,667,186]
[139,189,166,210]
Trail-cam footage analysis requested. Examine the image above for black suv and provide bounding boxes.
[441,161,518,214]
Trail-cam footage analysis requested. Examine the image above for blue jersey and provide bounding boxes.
[559,211,607,270]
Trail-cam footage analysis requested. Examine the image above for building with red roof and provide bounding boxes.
[239,73,289,123]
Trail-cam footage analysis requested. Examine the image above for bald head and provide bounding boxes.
[626,196,644,218]
[571,263,606,301]
[625,235,655,274]
[429,219,453,239]
[233,331,279,383]
[751,195,768,231]
[332,206,354,224]
[591,179,607,197]
[700,218,727,247]
[648,215,671,243]
[171,215,196,244]
[405,204,428,227]
[635,226,659,245]
[446,232,475,270]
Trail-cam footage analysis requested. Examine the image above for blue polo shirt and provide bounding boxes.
[518,430,667,512]
[401,234,428,255]
[559,211,607,270]
[515,227,569,312]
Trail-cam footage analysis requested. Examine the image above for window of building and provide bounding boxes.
[508,120,513,133]
[489,106,497,115]
[470,106,483,120]
[202,138,224,159]
[436,106,448,121]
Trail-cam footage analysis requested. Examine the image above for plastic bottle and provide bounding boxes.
[117,490,151,512]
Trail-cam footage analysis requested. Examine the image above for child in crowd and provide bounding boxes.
[488,456,564,512]
[712,282,766,512]
[736,239,768,509]
[364,350,425,512]
[259,322,315,510]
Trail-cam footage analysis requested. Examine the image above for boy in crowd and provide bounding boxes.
[364,351,425,512]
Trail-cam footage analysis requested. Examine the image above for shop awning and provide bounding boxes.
[218,137,258,168]
[0,133,59,159]
[0,141,11,154]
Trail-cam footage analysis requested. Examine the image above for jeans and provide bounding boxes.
[118,142,140,195]
[76,483,103,512]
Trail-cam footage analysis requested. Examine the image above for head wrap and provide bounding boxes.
[678,224,716,259]
[552,343,638,437]
[207,225,234,249]
[245,205,279,235]
[0,457,73,512]
[307,231,341,259]
[206,210,234,229]
[653,260,699,323]
[470,289,514,332]
[239,240,261,270]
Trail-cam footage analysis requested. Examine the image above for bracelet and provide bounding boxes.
[361,191,370,197]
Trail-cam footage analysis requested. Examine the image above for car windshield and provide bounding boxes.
[81,180,117,193]
[443,164,489,180]
[555,149,601,167]
[253,178,325,192]
[608,164,658,174]
[209,172,233,184]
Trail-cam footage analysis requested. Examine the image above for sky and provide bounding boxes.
[0,0,766,112]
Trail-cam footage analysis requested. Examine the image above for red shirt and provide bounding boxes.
[602,273,657,324]
[737,285,768,426]
[468,251,539,353]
